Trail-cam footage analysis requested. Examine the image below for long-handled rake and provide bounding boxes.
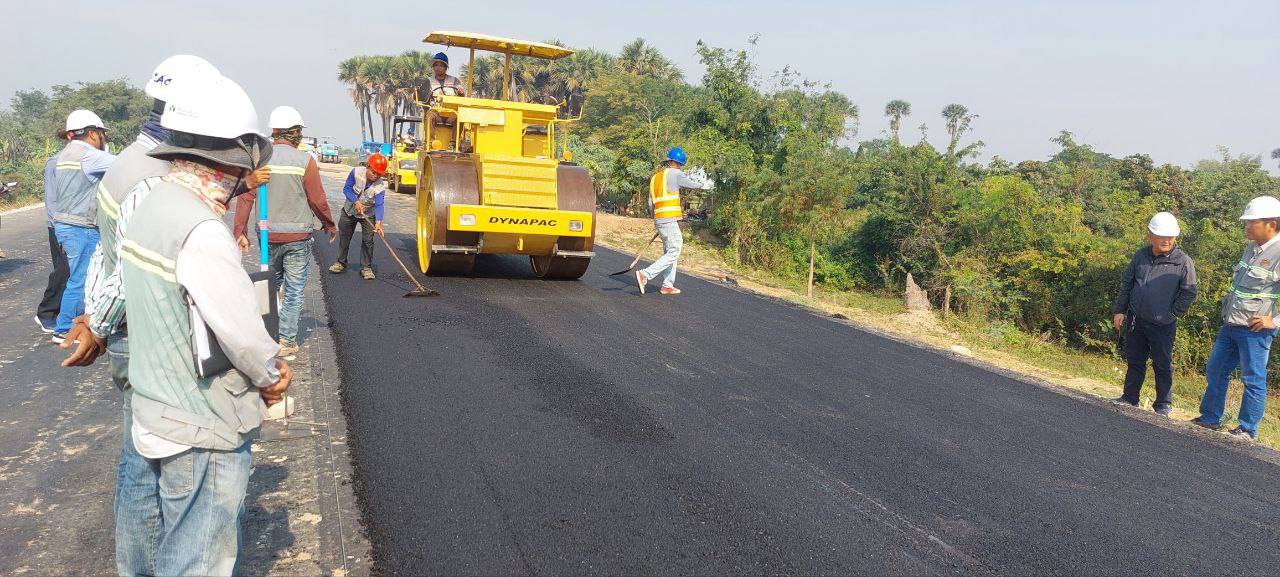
[609,232,660,276]
[359,216,439,297]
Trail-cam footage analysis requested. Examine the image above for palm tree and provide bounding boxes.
[617,38,682,81]
[941,103,977,155]
[884,99,911,144]
[338,56,372,141]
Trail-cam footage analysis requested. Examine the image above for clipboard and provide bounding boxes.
[188,270,279,378]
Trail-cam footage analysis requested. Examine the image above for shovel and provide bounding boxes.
[609,232,661,276]
[359,215,439,297]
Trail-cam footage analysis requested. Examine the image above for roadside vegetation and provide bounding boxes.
[0,80,149,209]
[343,36,1280,440]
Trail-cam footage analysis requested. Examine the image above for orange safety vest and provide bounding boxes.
[649,168,682,220]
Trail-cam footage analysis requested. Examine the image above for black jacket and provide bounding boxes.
[1111,246,1198,325]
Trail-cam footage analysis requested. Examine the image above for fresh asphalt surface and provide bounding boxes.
[316,191,1280,576]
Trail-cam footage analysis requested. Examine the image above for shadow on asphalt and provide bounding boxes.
[238,463,295,576]
[0,256,35,275]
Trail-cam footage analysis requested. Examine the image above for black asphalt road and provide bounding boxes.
[318,197,1280,576]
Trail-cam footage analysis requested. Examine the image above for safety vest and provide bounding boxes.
[52,141,101,227]
[343,167,386,218]
[261,144,319,234]
[649,168,682,221]
[119,179,264,450]
[96,136,170,286]
[1223,240,1280,326]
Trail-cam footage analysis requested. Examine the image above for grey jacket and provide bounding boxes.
[1111,246,1198,325]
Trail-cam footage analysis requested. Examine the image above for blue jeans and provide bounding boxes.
[115,429,253,576]
[53,223,99,333]
[116,387,161,577]
[1200,324,1276,436]
[640,221,683,288]
[270,239,312,344]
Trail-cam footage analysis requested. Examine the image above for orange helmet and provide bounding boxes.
[366,152,388,175]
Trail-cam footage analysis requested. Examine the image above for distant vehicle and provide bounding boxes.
[298,136,318,153]
[387,116,420,193]
[320,144,340,163]
[359,141,391,165]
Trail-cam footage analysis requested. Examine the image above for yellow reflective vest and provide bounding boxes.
[649,168,682,220]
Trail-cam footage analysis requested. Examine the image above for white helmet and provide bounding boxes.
[160,75,262,139]
[65,109,105,132]
[1148,212,1180,237]
[1239,196,1280,221]
[146,55,220,103]
[151,75,271,172]
[268,106,305,130]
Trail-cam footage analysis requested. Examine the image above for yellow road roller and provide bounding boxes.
[415,31,595,279]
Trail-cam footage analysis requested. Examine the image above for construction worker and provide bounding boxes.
[48,109,116,342]
[1195,196,1280,441]
[330,153,387,280]
[1110,212,1197,417]
[233,105,337,358]
[635,147,704,295]
[427,52,464,97]
[53,55,228,577]
[117,72,289,577]
[35,135,70,334]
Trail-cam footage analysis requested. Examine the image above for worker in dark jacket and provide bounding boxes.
[1110,212,1198,416]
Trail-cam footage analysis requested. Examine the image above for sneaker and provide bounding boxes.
[278,339,299,358]
[1154,405,1172,417]
[1110,396,1138,407]
[1190,417,1223,432]
[659,286,682,295]
[50,332,66,345]
[328,262,346,273]
[34,316,55,334]
[635,270,648,295]
[1228,427,1256,441]
[361,267,375,280]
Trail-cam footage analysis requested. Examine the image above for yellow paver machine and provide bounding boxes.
[415,31,595,279]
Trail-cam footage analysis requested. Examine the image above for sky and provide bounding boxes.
[4,0,1278,171]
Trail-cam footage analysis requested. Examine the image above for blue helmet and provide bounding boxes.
[433,52,449,66]
[666,147,687,165]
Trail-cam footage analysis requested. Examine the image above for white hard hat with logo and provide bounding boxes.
[146,55,220,103]
[268,106,305,130]
[65,109,106,132]
[1239,196,1280,220]
[1148,212,1180,237]
[149,74,272,172]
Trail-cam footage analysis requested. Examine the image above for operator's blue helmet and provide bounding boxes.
[666,147,687,165]
[433,52,449,66]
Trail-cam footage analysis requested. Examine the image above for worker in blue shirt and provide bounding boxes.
[329,152,387,280]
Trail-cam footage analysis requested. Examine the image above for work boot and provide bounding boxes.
[1228,426,1256,441]
[278,339,299,358]
[328,262,346,273]
[635,270,649,295]
[660,286,682,295]
[361,267,375,280]
[1110,395,1138,407]
[1190,417,1223,432]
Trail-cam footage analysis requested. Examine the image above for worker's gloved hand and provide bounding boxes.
[374,221,384,237]
[60,315,106,367]
[260,359,292,407]
[245,167,271,189]
[237,235,249,255]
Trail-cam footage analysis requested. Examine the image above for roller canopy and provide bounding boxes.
[423,31,575,60]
